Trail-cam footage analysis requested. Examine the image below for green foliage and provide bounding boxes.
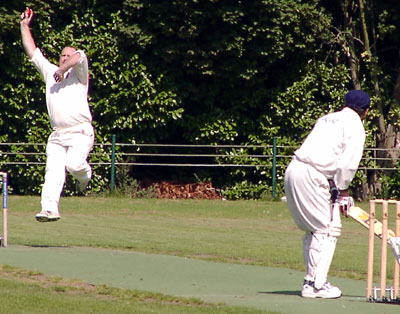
[376,167,400,200]
[218,60,351,199]
[222,180,269,200]
[0,1,183,195]
[111,165,157,198]
[1,1,400,199]
[121,0,333,145]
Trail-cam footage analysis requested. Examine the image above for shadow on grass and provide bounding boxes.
[26,245,71,248]
[258,291,300,296]
[259,291,368,300]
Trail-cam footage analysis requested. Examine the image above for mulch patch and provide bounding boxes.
[148,181,222,199]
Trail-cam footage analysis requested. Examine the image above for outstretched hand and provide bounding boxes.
[20,7,33,25]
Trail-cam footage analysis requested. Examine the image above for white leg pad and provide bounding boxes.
[306,233,338,289]
[302,232,312,275]
[328,203,342,237]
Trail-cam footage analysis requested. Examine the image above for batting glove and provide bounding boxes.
[337,196,354,218]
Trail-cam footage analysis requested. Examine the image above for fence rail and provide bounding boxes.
[1,137,399,196]
[0,141,398,169]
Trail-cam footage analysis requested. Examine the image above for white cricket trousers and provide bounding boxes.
[41,123,94,214]
[284,158,342,289]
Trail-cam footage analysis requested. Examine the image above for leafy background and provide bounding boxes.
[1,0,400,199]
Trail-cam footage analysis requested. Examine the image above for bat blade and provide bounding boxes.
[347,206,396,240]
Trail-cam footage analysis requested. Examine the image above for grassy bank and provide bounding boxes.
[0,196,395,313]
[8,196,387,281]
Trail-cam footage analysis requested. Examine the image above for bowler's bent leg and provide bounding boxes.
[65,130,94,189]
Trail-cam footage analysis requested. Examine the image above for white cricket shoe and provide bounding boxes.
[35,211,61,223]
[301,281,342,299]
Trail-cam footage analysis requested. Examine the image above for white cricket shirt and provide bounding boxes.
[294,107,366,190]
[31,48,92,130]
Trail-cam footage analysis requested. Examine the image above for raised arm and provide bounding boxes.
[20,8,36,59]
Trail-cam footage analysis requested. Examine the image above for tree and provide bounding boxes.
[321,0,400,197]
[0,0,183,194]
[2,0,400,199]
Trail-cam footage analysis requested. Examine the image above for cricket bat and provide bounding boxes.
[347,206,396,240]
[347,206,400,265]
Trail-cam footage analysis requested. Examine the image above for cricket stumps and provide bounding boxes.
[367,199,400,303]
[0,172,8,248]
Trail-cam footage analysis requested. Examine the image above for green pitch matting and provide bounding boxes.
[0,245,399,314]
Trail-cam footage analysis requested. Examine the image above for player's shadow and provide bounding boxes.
[27,245,71,248]
[259,291,363,298]
[258,291,301,296]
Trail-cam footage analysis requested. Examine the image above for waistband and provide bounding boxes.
[53,122,92,133]
[293,156,333,181]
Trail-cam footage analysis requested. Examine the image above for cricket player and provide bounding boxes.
[284,89,370,298]
[20,8,94,222]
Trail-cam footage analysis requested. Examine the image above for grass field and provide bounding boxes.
[1,196,397,313]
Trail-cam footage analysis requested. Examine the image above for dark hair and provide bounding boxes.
[348,106,368,116]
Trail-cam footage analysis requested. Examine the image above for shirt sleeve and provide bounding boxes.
[334,117,366,190]
[73,50,89,84]
[30,48,56,82]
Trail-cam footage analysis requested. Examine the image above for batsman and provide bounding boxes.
[284,90,370,298]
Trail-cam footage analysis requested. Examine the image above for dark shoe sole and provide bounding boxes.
[36,215,60,223]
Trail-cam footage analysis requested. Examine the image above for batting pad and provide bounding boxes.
[389,237,400,265]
